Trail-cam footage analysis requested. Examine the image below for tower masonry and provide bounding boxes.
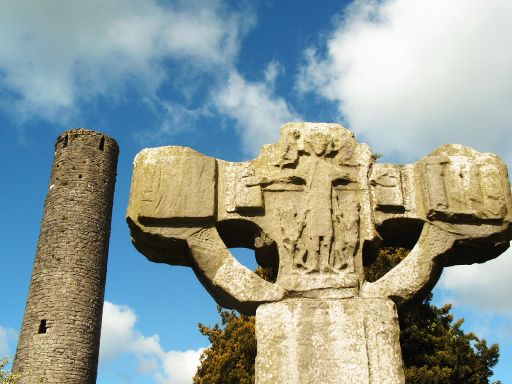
[13,129,118,383]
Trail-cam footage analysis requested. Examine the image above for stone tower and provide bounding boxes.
[13,129,119,383]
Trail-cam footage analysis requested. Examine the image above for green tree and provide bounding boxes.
[0,357,19,384]
[194,249,501,384]
[194,308,255,384]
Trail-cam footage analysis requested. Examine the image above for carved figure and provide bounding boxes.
[127,123,512,384]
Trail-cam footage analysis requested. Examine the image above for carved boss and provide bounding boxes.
[127,123,512,384]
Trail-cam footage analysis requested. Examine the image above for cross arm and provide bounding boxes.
[365,145,512,305]
[127,146,284,315]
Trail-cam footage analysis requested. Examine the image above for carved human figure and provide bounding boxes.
[303,149,335,272]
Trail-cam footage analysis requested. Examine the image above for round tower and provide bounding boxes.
[13,129,119,383]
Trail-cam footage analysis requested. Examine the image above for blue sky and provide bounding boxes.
[1,0,511,383]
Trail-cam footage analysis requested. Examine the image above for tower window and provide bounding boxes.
[99,136,105,151]
[38,320,47,334]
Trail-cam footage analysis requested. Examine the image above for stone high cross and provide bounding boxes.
[127,123,512,384]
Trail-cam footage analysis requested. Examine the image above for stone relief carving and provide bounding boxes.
[127,122,512,383]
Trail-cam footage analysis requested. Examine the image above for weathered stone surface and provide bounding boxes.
[130,146,216,221]
[14,129,118,384]
[256,298,404,384]
[370,164,405,211]
[128,122,512,383]
[187,227,285,314]
[419,145,509,222]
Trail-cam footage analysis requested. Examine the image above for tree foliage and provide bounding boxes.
[194,248,501,384]
[194,308,255,384]
[0,357,19,384]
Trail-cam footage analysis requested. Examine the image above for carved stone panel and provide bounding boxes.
[419,146,509,222]
[370,164,405,212]
[225,163,264,213]
[131,146,216,221]
[237,124,374,294]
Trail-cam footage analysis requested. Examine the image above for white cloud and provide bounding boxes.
[263,60,284,86]
[157,349,205,384]
[298,0,512,162]
[100,301,204,384]
[133,99,211,144]
[215,65,300,156]
[0,0,253,121]
[0,326,17,357]
[0,1,301,154]
[438,248,512,315]
[100,301,163,361]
